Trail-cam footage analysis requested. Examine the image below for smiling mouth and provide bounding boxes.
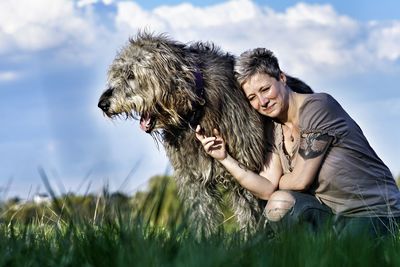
[262,103,275,113]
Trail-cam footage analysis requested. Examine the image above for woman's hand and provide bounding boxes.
[195,125,227,161]
[195,126,280,200]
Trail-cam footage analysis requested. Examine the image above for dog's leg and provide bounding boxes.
[230,186,263,233]
[175,171,224,237]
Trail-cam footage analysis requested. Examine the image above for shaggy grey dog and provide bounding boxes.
[98,32,272,234]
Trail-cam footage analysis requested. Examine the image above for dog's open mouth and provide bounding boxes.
[140,113,156,133]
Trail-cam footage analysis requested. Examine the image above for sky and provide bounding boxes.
[0,0,399,199]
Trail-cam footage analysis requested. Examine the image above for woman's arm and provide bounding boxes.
[279,132,333,190]
[219,152,282,200]
[195,126,282,200]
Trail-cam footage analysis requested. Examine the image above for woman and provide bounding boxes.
[195,48,400,235]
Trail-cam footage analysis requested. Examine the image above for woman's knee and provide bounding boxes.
[264,190,296,222]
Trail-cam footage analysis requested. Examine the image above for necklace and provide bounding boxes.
[280,125,299,172]
[283,124,295,142]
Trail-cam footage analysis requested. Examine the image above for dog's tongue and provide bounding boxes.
[140,114,152,132]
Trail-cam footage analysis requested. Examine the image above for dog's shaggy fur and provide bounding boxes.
[98,32,273,234]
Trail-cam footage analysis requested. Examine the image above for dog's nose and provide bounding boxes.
[98,98,110,112]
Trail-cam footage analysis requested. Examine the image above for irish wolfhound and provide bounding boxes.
[98,32,272,234]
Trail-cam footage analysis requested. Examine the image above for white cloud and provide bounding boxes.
[1,0,400,74]
[0,0,99,54]
[114,0,263,37]
[153,0,258,29]
[367,21,400,61]
[0,71,19,82]
[77,0,97,7]
[77,0,113,8]
[115,1,167,32]
[113,0,400,78]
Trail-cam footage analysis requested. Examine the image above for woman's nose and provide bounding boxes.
[259,96,269,107]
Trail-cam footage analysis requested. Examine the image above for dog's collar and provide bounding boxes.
[194,69,204,99]
[187,69,205,131]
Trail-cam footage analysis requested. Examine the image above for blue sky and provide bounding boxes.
[1,0,399,199]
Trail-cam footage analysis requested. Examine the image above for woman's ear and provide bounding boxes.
[280,72,287,85]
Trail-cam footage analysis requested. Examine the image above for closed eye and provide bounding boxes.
[260,86,270,92]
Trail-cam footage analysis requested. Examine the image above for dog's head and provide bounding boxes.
[98,32,205,135]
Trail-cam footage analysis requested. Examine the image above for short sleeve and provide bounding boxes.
[299,93,348,145]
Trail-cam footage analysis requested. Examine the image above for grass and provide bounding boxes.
[1,175,400,266]
[1,220,400,266]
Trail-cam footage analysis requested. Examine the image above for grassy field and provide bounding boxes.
[1,175,400,266]
[2,220,400,267]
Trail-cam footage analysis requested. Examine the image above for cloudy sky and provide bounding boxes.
[1,0,399,199]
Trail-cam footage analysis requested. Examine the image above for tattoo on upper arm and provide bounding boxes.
[299,132,332,159]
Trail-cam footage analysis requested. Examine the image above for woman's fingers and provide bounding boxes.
[195,132,203,141]
[213,128,223,140]
[203,140,215,152]
[195,126,225,159]
[213,128,225,143]
[195,125,204,141]
[196,125,201,133]
[196,126,224,148]
[201,136,216,146]
[195,125,215,144]
[213,128,220,136]
[204,140,223,152]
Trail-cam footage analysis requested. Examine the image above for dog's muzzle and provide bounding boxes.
[98,88,113,114]
[98,98,110,112]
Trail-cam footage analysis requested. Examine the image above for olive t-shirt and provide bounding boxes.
[273,93,400,217]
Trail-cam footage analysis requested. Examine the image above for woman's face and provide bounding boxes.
[242,72,288,119]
